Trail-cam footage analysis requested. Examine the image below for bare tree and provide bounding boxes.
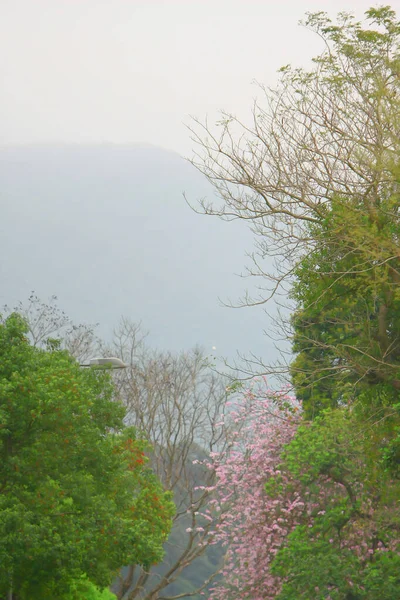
[109,318,234,600]
[3,293,100,363]
[186,8,400,385]
[7,299,240,598]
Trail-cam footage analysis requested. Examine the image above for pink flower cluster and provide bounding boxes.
[205,384,300,599]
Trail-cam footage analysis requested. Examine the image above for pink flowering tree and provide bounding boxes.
[200,382,400,600]
[200,381,300,600]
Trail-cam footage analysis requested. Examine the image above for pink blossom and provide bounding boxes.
[207,384,300,599]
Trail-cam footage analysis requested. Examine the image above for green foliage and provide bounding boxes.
[285,5,400,419]
[284,8,400,586]
[381,422,400,476]
[0,313,174,598]
[269,408,400,599]
[291,193,400,418]
[281,410,359,483]
[363,552,400,599]
[272,518,400,600]
[272,529,363,600]
[192,5,400,597]
[62,575,117,600]
[18,574,117,600]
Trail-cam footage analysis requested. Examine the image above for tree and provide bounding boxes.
[207,383,400,600]
[5,298,233,600]
[206,381,300,600]
[108,319,233,600]
[62,576,118,600]
[290,194,400,418]
[0,313,174,600]
[188,8,400,582]
[4,293,101,362]
[188,6,400,393]
[270,407,400,599]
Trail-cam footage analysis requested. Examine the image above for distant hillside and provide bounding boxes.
[0,144,276,362]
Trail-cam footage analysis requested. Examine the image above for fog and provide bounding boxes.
[1,0,396,364]
[0,0,391,153]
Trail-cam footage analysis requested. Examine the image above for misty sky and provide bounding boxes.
[2,0,398,154]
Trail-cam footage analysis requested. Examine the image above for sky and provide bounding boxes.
[2,0,399,155]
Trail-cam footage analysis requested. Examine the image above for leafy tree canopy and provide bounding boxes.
[189,5,400,598]
[0,313,174,599]
[291,193,400,418]
[206,384,399,599]
[270,407,400,599]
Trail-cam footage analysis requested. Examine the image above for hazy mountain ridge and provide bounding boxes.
[0,143,273,361]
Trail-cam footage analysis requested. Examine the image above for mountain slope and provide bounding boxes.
[0,143,274,361]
